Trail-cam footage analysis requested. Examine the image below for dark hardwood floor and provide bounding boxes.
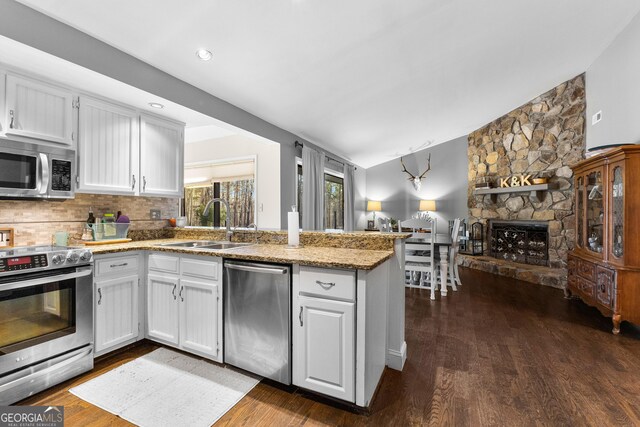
[20,267,640,426]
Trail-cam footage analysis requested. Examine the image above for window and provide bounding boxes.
[296,161,344,230]
[182,159,255,228]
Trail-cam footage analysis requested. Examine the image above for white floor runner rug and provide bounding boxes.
[69,348,260,427]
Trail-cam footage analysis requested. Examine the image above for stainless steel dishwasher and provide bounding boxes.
[224,261,291,384]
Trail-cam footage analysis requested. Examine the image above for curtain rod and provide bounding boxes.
[294,141,357,170]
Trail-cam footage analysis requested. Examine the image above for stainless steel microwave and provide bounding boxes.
[0,139,75,199]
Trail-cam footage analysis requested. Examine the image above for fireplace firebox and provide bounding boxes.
[489,220,549,266]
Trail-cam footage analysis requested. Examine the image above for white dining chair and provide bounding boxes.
[402,218,438,300]
[449,218,463,287]
[435,218,460,293]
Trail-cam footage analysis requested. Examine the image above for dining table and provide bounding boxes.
[406,233,454,300]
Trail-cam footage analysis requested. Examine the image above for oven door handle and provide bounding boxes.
[0,346,92,395]
[0,268,92,292]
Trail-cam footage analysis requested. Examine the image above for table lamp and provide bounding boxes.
[367,201,382,223]
[419,200,437,231]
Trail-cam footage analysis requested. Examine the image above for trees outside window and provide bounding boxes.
[296,164,344,230]
[184,179,255,228]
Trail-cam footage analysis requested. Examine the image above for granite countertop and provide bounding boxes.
[88,239,395,270]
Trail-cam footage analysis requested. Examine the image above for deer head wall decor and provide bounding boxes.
[400,154,431,191]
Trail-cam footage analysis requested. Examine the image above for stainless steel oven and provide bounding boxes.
[0,246,94,405]
[0,139,75,199]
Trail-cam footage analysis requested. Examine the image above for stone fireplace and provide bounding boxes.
[461,74,586,288]
[490,220,548,266]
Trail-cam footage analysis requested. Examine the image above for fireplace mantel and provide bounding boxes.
[473,182,558,202]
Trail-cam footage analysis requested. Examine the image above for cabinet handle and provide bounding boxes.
[132,174,136,191]
[315,280,336,289]
[97,288,102,305]
[9,110,14,129]
[172,284,177,300]
[110,263,128,268]
[143,176,147,192]
[179,285,184,302]
[299,306,303,327]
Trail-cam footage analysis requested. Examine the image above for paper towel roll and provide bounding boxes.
[288,212,300,247]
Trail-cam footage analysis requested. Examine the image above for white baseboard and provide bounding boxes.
[386,341,407,371]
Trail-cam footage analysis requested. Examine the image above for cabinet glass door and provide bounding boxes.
[577,175,584,248]
[586,170,604,255]
[611,164,624,259]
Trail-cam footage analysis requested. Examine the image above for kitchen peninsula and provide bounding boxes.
[89,229,409,408]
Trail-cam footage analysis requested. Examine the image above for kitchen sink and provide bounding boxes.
[160,240,253,250]
[199,243,252,250]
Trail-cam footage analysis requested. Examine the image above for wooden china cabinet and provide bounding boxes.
[568,145,640,334]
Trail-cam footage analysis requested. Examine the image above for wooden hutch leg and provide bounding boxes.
[563,287,572,299]
[612,314,622,335]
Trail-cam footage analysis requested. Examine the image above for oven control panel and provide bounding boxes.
[0,254,48,272]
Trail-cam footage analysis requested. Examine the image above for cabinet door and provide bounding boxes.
[294,295,355,402]
[576,174,585,249]
[4,74,74,145]
[140,114,183,197]
[147,273,179,345]
[609,162,624,264]
[585,168,605,257]
[95,274,139,354]
[78,97,139,194]
[179,279,221,361]
[596,267,615,309]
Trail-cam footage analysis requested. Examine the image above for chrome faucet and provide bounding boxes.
[203,197,233,241]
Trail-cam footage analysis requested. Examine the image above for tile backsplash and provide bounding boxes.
[0,193,179,246]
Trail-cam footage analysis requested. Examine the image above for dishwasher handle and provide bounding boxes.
[225,262,288,275]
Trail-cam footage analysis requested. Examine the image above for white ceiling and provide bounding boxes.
[15,0,640,168]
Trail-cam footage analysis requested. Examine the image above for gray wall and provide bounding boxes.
[0,0,360,229]
[586,12,640,149]
[365,136,468,233]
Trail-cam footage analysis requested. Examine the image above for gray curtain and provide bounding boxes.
[302,146,325,230]
[343,164,355,232]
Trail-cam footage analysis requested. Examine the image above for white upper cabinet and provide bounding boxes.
[4,74,75,145]
[77,96,139,195]
[140,114,183,197]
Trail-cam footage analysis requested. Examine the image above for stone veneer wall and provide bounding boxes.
[0,193,178,246]
[468,75,586,269]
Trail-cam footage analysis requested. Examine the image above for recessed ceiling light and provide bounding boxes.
[148,102,164,109]
[196,49,213,61]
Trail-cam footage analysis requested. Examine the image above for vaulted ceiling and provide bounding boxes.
[16,0,640,167]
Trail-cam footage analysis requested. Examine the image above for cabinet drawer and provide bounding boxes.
[577,277,595,299]
[95,255,139,277]
[181,257,219,281]
[299,266,355,301]
[148,253,179,274]
[577,259,596,282]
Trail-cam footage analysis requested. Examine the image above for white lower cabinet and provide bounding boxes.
[146,253,222,362]
[179,279,220,357]
[147,272,180,346]
[295,295,355,401]
[293,266,356,403]
[93,253,143,357]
